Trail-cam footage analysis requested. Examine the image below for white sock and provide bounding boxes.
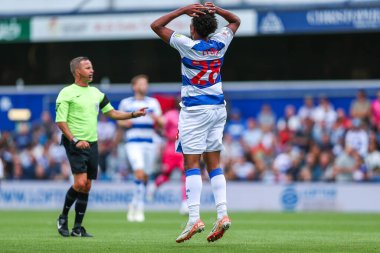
[132,180,145,210]
[185,168,202,223]
[209,168,228,219]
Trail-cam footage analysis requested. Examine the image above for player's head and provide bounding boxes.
[191,11,217,39]
[70,56,94,84]
[131,74,149,96]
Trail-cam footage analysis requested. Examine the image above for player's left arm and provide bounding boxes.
[151,4,207,43]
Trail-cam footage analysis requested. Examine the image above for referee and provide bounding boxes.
[55,56,147,237]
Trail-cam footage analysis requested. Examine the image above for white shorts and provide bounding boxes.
[125,142,156,175]
[176,107,227,154]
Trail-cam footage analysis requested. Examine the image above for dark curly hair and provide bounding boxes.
[192,11,218,38]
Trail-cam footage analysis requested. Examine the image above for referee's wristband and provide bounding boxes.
[131,111,136,118]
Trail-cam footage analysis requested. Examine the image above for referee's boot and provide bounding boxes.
[71,226,93,237]
[57,214,70,237]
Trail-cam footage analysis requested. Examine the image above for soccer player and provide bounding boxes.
[118,74,164,222]
[56,56,147,237]
[151,2,240,243]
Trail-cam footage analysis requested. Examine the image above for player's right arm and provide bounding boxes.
[205,2,241,34]
[150,4,207,44]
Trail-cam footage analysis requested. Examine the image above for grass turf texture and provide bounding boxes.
[0,211,379,253]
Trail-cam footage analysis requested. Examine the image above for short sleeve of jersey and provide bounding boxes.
[210,27,234,49]
[55,89,70,122]
[169,32,194,57]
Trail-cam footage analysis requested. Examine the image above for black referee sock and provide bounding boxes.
[74,192,89,228]
[62,186,79,217]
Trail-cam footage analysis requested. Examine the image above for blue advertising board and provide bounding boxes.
[258,7,380,35]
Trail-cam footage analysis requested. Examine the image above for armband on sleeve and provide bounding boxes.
[100,95,110,109]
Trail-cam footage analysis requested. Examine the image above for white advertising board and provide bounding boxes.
[31,10,256,42]
[1,181,379,212]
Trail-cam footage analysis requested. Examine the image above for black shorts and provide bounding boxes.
[61,135,98,180]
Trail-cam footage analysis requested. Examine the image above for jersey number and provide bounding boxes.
[190,59,221,85]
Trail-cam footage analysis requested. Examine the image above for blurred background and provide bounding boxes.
[1,0,380,212]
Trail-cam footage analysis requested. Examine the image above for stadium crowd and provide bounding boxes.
[1,89,380,183]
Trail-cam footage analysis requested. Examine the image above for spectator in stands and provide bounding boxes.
[292,117,314,152]
[276,120,293,150]
[228,155,255,181]
[225,108,245,141]
[315,151,334,181]
[278,104,301,132]
[312,120,330,147]
[35,142,50,179]
[39,111,56,143]
[18,143,37,179]
[35,139,69,181]
[14,122,32,150]
[365,139,380,182]
[12,154,22,180]
[47,135,70,180]
[0,132,15,179]
[257,104,276,128]
[298,95,315,120]
[271,145,293,183]
[333,145,362,182]
[330,108,350,146]
[344,118,369,157]
[312,96,337,130]
[285,148,303,182]
[299,152,317,182]
[350,89,371,125]
[221,133,244,172]
[260,124,276,153]
[251,124,276,176]
[241,117,262,150]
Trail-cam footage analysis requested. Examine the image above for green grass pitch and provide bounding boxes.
[0,211,379,253]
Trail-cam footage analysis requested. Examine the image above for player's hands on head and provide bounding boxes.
[204,2,216,14]
[183,4,207,17]
[134,107,148,118]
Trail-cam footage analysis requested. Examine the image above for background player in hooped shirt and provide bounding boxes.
[117,74,164,222]
[151,2,240,243]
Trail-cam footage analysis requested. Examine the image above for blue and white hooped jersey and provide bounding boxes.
[118,96,162,143]
[170,27,234,110]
